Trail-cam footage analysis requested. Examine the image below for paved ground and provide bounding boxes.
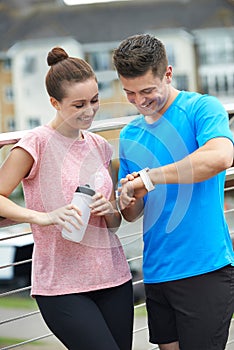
[0,306,150,350]
[0,306,233,349]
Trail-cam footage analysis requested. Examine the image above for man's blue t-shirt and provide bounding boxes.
[119,91,234,283]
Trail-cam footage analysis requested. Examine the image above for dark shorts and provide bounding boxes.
[145,265,234,350]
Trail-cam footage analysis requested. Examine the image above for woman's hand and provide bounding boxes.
[89,192,115,216]
[89,191,122,233]
[35,204,83,232]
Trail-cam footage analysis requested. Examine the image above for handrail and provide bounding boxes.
[0,102,233,148]
[0,116,136,149]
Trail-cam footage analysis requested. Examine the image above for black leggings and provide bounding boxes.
[35,280,133,350]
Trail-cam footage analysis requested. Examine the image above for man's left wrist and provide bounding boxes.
[138,168,155,192]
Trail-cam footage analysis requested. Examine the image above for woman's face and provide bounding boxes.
[53,78,99,131]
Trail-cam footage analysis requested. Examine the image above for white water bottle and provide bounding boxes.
[62,185,95,243]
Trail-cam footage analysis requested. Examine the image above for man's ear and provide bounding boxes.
[165,65,173,81]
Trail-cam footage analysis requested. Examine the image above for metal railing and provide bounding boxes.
[0,105,234,349]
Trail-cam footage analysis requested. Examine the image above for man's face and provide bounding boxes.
[119,68,172,118]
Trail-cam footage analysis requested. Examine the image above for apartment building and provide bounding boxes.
[7,37,83,131]
[193,27,234,103]
[0,53,14,133]
[0,0,233,132]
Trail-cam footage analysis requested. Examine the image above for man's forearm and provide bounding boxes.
[149,139,233,185]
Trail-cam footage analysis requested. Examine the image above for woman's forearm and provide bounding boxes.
[104,206,122,233]
[0,195,39,224]
[0,195,82,230]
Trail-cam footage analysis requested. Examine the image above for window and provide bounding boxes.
[27,118,40,129]
[175,74,188,91]
[5,86,14,103]
[199,42,207,65]
[198,35,234,65]
[3,58,11,70]
[98,81,113,99]
[7,118,15,131]
[224,75,228,93]
[208,74,234,96]
[201,75,209,94]
[215,76,219,93]
[23,56,36,74]
[87,52,111,71]
[165,44,175,66]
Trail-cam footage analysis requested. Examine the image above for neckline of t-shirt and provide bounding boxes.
[45,124,87,143]
[140,91,183,128]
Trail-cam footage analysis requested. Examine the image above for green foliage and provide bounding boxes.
[134,305,147,317]
[0,337,26,346]
[0,296,37,309]
[0,337,43,347]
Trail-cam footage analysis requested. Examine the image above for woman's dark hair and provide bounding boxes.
[113,34,168,79]
[46,47,96,101]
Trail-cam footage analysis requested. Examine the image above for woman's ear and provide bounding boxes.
[50,97,60,110]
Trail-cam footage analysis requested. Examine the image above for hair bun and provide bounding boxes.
[47,47,69,66]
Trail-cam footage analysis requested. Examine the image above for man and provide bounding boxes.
[113,33,234,350]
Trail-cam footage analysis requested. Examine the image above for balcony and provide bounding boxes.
[0,105,234,349]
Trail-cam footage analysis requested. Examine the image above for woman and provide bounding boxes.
[0,47,133,350]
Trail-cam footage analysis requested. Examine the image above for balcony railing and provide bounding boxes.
[0,105,234,350]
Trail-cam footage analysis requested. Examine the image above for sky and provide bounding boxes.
[63,0,134,5]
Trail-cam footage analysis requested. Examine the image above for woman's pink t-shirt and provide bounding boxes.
[14,125,131,296]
